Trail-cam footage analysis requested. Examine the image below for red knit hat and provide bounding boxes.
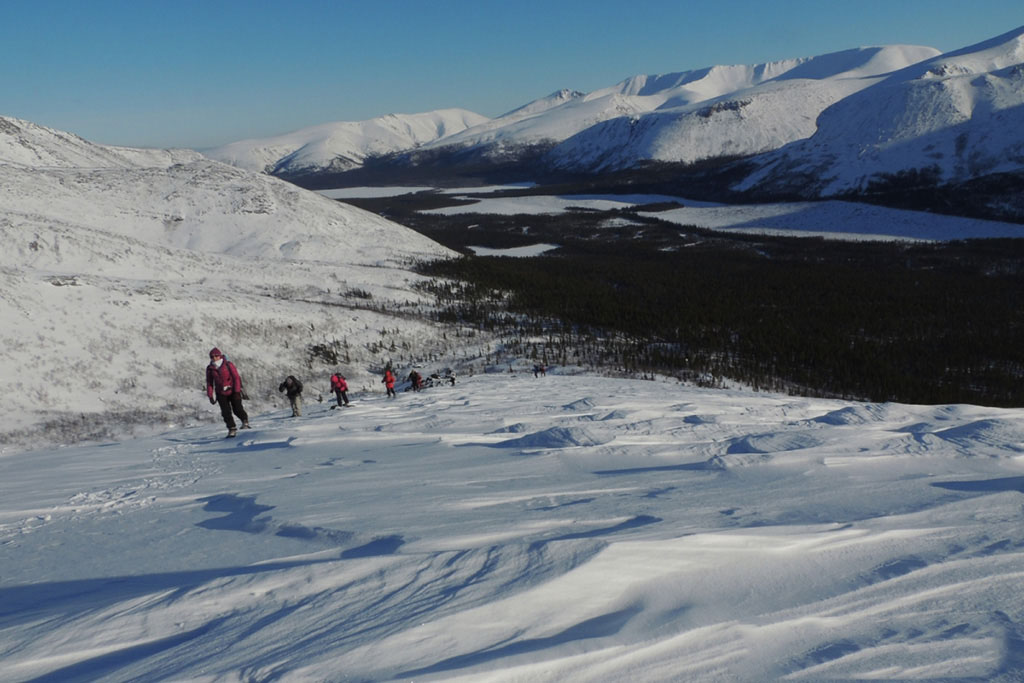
[209,347,222,358]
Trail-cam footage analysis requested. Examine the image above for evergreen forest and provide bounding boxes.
[342,192,1024,407]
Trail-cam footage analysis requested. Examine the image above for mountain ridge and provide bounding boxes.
[204,108,489,176]
[205,27,1024,221]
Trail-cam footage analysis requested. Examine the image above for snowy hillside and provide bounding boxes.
[4,372,1024,681]
[0,116,465,450]
[0,115,203,169]
[204,109,489,175]
[735,26,1024,196]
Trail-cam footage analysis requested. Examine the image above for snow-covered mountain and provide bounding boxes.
[733,25,1024,198]
[0,115,465,450]
[545,46,940,171]
[208,44,939,179]
[203,108,489,176]
[437,45,939,171]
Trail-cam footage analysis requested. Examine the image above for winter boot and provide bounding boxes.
[227,427,237,438]
[241,422,251,429]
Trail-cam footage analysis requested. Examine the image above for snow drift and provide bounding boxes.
[4,373,1024,680]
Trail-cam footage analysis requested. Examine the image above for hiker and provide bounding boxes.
[330,372,350,408]
[382,368,396,398]
[408,370,423,392]
[278,375,304,417]
[206,347,250,437]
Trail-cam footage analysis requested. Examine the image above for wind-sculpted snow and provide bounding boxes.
[3,373,1024,680]
[492,425,612,450]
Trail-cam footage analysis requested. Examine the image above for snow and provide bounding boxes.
[204,109,489,175]
[317,186,437,199]
[467,244,560,257]
[0,115,461,446]
[421,193,704,217]
[736,26,1024,196]
[419,191,1024,241]
[433,46,940,169]
[5,69,1024,678]
[648,200,1024,242]
[206,44,945,180]
[4,372,1024,681]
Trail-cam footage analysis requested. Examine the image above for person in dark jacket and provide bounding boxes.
[408,370,423,392]
[206,347,250,437]
[278,375,304,417]
[330,372,350,408]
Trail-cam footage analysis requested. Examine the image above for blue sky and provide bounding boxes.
[3,0,1022,150]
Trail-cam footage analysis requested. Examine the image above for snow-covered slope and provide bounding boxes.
[0,116,463,449]
[5,372,1024,680]
[0,115,203,169]
[734,26,1024,196]
[203,109,489,175]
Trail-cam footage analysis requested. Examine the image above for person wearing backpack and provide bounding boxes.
[330,372,350,408]
[408,370,423,392]
[278,375,304,417]
[206,347,250,437]
[382,368,396,398]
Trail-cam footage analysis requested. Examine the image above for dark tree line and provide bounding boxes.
[415,234,1024,407]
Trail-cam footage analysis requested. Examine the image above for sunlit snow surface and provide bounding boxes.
[4,372,1024,681]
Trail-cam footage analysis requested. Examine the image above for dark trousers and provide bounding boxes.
[217,393,248,429]
[334,389,349,406]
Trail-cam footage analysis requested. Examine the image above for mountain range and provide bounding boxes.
[206,26,1024,220]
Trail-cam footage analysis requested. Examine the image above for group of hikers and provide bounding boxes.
[205,347,453,438]
[274,372,352,418]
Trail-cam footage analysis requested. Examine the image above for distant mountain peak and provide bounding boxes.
[204,109,488,175]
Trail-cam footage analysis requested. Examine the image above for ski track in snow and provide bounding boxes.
[4,373,1024,681]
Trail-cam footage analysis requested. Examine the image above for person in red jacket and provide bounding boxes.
[206,347,250,437]
[382,368,396,399]
[330,372,350,408]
